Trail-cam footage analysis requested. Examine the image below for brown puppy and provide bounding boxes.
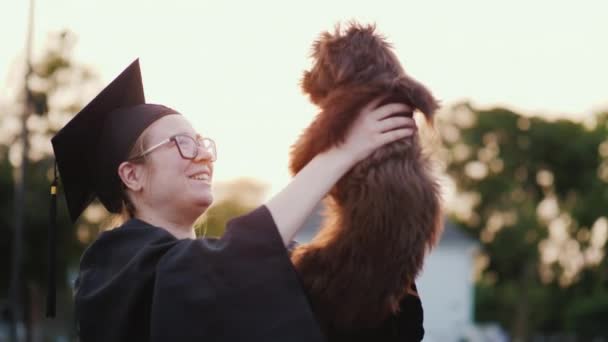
[290,23,444,333]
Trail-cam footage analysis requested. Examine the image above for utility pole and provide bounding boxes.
[9,0,35,340]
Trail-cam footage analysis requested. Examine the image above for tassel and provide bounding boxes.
[46,162,57,318]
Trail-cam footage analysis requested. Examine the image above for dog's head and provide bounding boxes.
[301,22,439,121]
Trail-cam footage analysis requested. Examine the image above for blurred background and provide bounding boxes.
[1,0,606,341]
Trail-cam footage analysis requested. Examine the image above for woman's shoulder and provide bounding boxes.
[79,218,178,268]
[156,205,286,267]
[92,218,175,246]
[223,205,278,238]
[79,205,287,280]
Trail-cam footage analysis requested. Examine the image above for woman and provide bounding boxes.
[50,59,418,341]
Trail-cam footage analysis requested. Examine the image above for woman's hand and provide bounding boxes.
[337,97,416,166]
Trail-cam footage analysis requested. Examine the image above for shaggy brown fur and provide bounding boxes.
[289,23,444,333]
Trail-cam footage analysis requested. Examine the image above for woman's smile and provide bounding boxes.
[187,168,212,183]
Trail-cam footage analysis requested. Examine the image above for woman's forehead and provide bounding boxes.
[148,114,197,137]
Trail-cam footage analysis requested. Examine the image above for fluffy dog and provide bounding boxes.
[289,23,444,333]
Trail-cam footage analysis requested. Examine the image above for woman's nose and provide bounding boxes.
[194,146,215,162]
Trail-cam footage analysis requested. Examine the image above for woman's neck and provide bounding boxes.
[135,208,196,239]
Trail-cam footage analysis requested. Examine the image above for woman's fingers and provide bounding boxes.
[360,95,390,114]
[338,98,418,163]
[377,127,417,146]
[377,116,416,133]
[370,103,413,120]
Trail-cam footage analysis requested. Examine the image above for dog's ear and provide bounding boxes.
[301,31,337,105]
[396,76,440,125]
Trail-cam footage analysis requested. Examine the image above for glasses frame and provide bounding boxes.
[129,134,217,162]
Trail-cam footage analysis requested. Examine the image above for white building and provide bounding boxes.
[416,221,479,342]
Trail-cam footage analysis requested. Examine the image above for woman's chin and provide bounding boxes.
[193,194,214,209]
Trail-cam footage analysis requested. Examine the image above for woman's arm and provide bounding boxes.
[266,98,416,245]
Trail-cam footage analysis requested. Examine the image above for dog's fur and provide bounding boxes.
[289,23,444,332]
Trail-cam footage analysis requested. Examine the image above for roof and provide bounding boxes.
[438,220,478,247]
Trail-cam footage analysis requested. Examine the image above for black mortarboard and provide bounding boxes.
[47,59,179,317]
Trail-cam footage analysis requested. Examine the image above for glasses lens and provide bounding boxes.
[200,138,217,161]
[174,135,217,161]
[174,135,197,159]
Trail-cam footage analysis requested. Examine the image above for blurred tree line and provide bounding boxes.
[436,103,608,340]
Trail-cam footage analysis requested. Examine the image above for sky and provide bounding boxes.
[1,0,607,200]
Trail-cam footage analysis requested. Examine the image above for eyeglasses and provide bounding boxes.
[130,134,217,162]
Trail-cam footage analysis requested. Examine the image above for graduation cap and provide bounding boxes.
[47,59,179,317]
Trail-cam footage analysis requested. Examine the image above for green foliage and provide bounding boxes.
[0,153,79,292]
[565,293,608,337]
[440,103,608,338]
[196,200,254,238]
[194,179,268,238]
[1,30,100,332]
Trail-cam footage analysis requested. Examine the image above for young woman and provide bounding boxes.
[50,60,418,341]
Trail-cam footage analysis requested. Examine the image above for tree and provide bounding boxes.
[1,30,99,340]
[437,103,608,339]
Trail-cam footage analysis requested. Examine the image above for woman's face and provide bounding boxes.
[137,114,214,220]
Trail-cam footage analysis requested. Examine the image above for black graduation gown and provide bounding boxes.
[74,206,325,342]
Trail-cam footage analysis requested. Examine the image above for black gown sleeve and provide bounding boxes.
[150,206,325,342]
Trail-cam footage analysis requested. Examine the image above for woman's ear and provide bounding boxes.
[118,161,144,192]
